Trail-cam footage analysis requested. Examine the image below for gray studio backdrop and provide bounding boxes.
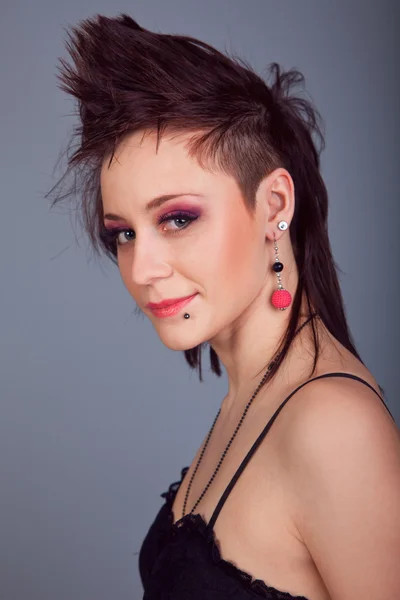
[1,1,399,599]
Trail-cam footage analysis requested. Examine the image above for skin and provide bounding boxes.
[101,130,400,599]
[101,129,303,404]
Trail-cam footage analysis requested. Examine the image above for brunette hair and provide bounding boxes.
[48,13,373,392]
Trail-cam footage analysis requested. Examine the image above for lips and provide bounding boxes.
[146,293,198,318]
[146,294,197,309]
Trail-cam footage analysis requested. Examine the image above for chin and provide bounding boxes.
[155,326,206,352]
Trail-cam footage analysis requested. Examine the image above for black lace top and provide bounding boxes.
[138,373,395,599]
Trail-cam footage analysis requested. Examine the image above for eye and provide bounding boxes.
[99,226,135,252]
[99,210,199,253]
[158,211,198,232]
[115,230,135,246]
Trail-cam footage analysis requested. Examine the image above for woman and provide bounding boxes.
[50,13,400,600]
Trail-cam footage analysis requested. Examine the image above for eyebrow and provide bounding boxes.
[103,193,204,221]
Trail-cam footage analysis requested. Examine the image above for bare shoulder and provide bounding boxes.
[277,372,400,599]
[278,370,399,479]
[282,371,398,446]
[277,319,398,448]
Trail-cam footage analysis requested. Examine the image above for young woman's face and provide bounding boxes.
[100,130,270,350]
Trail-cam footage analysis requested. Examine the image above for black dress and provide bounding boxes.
[139,372,395,599]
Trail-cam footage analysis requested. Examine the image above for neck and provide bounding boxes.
[209,290,317,416]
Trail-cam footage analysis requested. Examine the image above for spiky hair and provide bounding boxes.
[48,13,364,386]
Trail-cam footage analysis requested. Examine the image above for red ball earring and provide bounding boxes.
[271,223,292,311]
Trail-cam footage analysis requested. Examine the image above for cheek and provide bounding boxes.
[199,211,265,296]
[222,233,262,292]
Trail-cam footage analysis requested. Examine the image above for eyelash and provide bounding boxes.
[100,211,199,250]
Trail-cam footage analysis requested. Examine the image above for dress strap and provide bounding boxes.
[207,372,394,531]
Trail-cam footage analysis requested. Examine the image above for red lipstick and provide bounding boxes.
[146,293,198,318]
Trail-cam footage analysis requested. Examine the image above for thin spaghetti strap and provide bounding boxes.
[207,372,394,531]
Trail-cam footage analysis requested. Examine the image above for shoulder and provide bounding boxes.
[280,372,400,487]
[281,372,398,458]
[278,373,400,598]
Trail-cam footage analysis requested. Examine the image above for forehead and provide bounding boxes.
[101,130,212,200]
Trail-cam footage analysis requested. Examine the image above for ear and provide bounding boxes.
[255,168,295,240]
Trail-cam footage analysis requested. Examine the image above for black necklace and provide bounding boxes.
[182,312,319,518]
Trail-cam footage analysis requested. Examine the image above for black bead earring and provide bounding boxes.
[184,313,190,319]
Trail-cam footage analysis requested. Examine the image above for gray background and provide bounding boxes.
[1,1,399,599]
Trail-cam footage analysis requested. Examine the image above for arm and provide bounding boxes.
[282,379,400,600]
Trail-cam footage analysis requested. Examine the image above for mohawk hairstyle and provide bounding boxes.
[48,13,372,392]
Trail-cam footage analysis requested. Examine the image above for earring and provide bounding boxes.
[278,220,288,231]
[271,225,292,310]
[184,313,190,319]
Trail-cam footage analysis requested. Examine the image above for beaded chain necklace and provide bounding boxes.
[182,312,319,518]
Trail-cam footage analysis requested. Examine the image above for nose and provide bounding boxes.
[129,233,173,286]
